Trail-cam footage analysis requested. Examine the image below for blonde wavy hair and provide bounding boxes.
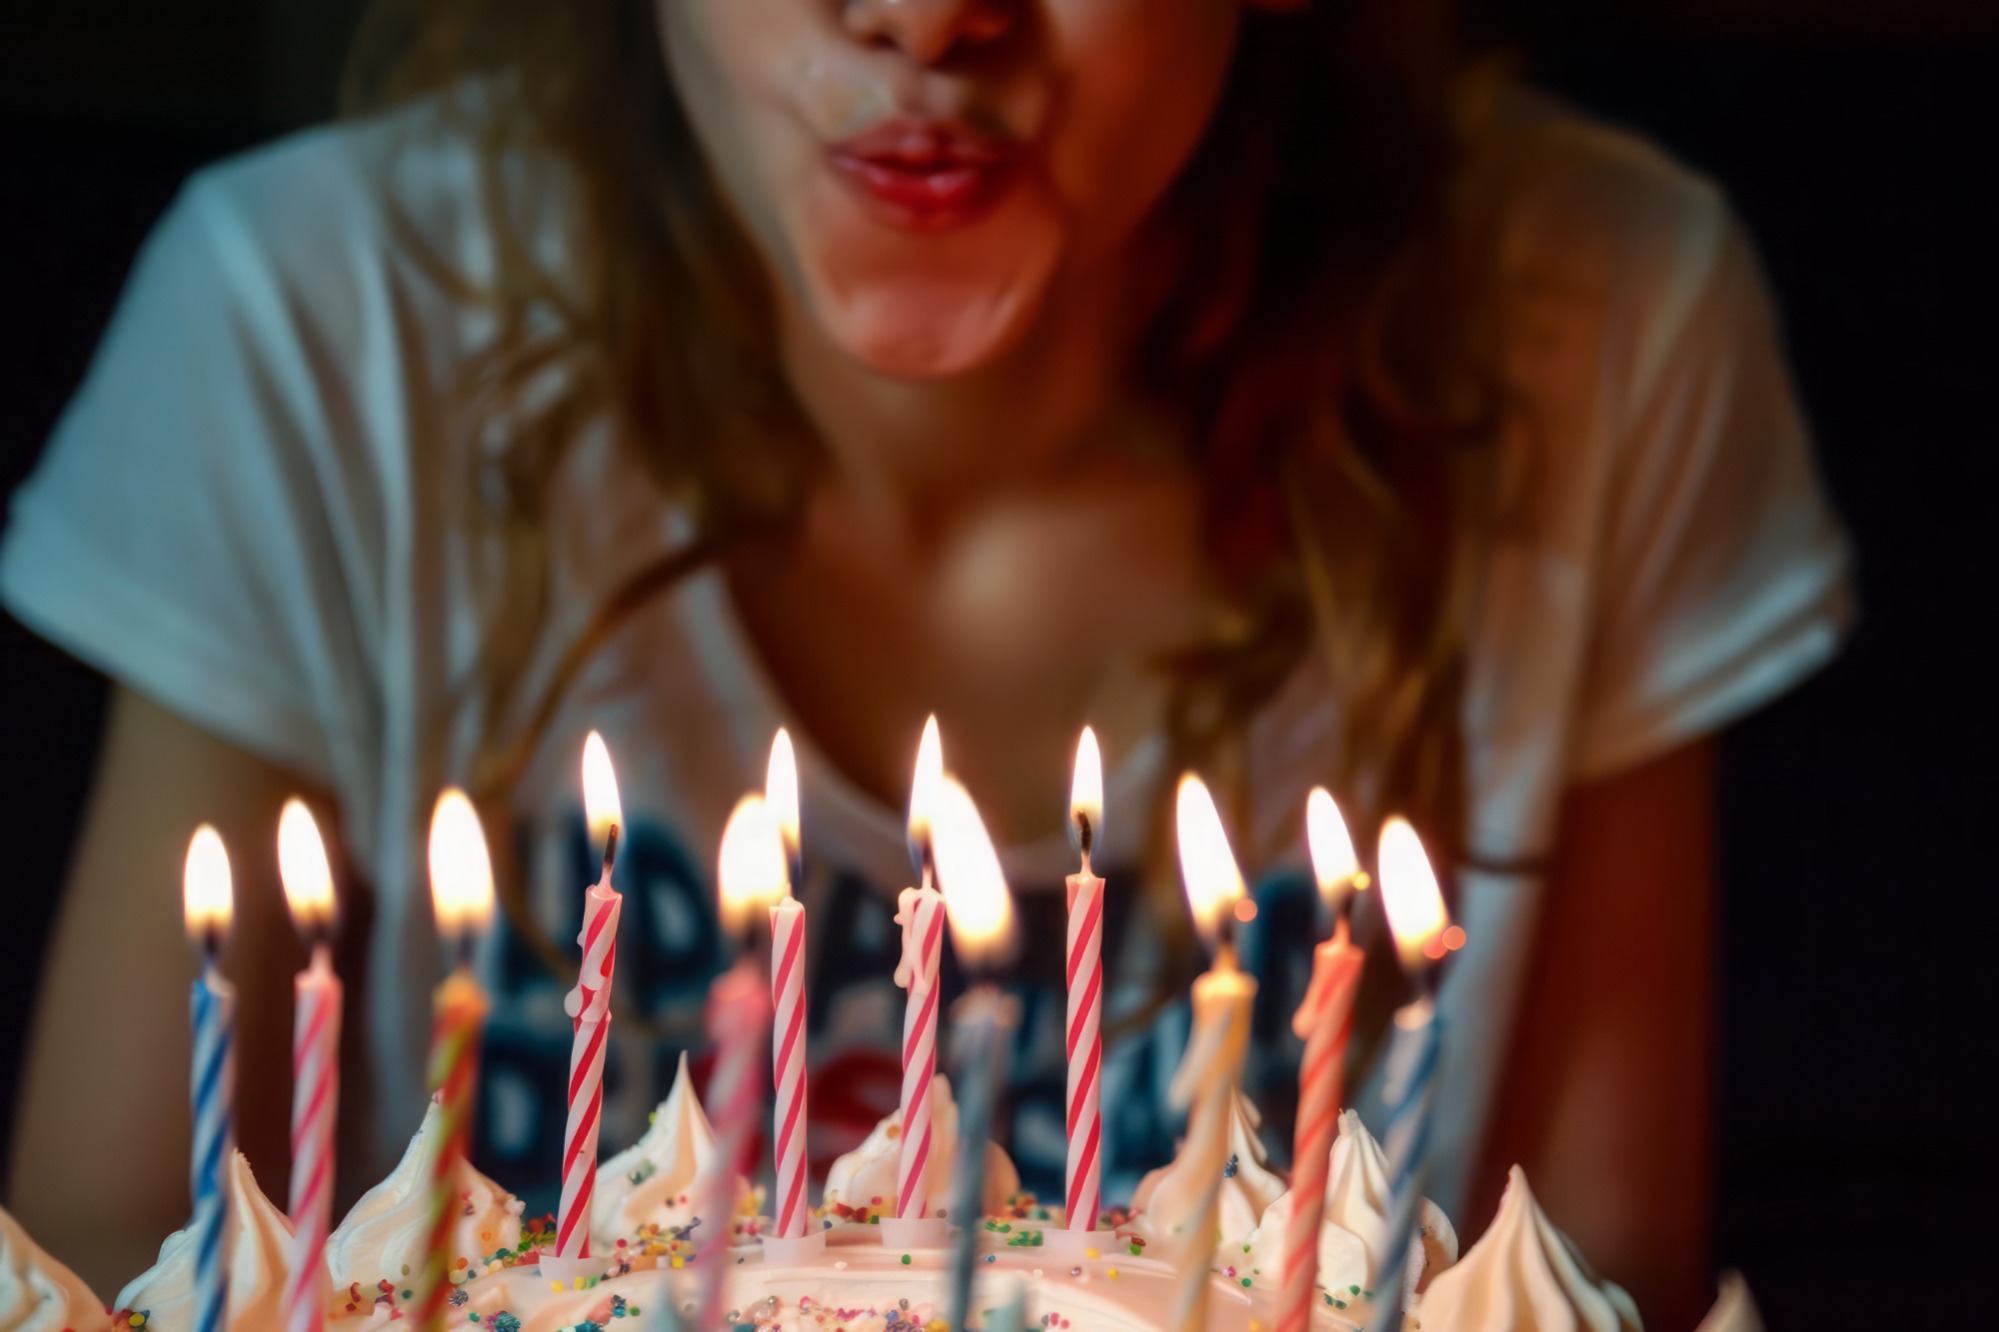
[343,0,1515,1043]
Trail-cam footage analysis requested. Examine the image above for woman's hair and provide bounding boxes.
[344,0,1513,1034]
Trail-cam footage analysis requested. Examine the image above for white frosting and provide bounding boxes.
[1695,1273,1763,1332]
[1416,1166,1641,1332]
[325,1097,525,1292]
[592,1051,759,1247]
[1238,1110,1454,1302]
[0,1205,109,1332]
[114,1150,317,1331]
[822,1075,1020,1219]
[1132,1089,1286,1253]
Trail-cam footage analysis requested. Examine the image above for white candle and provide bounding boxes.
[416,789,496,1332]
[1169,774,1259,1332]
[277,800,342,1332]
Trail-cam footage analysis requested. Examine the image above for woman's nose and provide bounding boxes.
[842,0,1017,65]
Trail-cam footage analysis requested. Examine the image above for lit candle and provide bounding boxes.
[182,825,235,1332]
[553,733,624,1270]
[1168,774,1259,1332]
[1063,727,1106,1236]
[277,801,341,1332]
[416,790,495,1332]
[934,777,1019,1332]
[765,731,813,1243]
[691,795,785,1331]
[1367,816,1453,1330]
[1276,788,1367,1332]
[894,716,948,1226]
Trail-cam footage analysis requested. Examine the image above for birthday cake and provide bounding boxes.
[0,1066,1753,1332]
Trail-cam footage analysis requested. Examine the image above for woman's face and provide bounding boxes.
[658,0,1265,379]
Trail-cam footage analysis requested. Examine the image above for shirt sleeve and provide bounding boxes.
[1570,206,1854,780]
[0,172,380,785]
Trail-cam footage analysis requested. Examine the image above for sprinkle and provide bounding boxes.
[1084,1248,1098,1260]
[1107,1268,1120,1280]
[901,1254,913,1265]
[985,1255,996,1264]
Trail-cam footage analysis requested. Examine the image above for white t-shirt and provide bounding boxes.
[0,91,1852,1219]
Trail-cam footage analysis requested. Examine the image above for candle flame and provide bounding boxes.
[767,728,800,861]
[182,824,233,944]
[907,714,944,848]
[933,777,1016,969]
[1175,773,1246,952]
[277,798,335,932]
[1305,787,1362,913]
[719,794,790,937]
[428,788,496,940]
[581,731,623,849]
[1379,816,1450,972]
[1069,726,1103,855]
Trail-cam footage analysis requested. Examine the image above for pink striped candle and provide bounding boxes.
[769,896,810,1238]
[893,884,945,1219]
[1277,918,1363,1332]
[557,733,624,1263]
[1277,788,1367,1332]
[691,957,770,1327]
[1064,726,1105,1234]
[278,801,341,1332]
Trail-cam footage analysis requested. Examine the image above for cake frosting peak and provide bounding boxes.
[0,1204,109,1332]
[324,1094,526,1294]
[1416,1165,1641,1332]
[1132,1088,1286,1254]
[592,1050,759,1248]
[823,1074,1019,1220]
[114,1150,316,1331]
[1239,1109,1454,1306]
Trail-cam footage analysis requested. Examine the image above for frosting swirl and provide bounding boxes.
[592,1051,759,1247]
[325,1096,525,1291]
[1240,1110,1454,1301]
[1132,1089,1286,1251]
[0,1205,108,1332]
[114,1151,314,1331]
[1416,1165,1641,1332]
[823,1075,1019,1219]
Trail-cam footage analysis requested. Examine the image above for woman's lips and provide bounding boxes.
[827,119,1020,232]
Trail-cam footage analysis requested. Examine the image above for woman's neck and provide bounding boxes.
[774,251,1141,543]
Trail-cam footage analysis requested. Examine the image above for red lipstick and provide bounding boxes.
[827,118,1020,232]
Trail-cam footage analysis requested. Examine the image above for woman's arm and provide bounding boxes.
[7,687,330,1294]
[1474,737,1717,1331]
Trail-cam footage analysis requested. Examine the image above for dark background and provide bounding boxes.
[1,1,1990,1325]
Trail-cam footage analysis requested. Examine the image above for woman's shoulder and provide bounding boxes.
[1470,89,1743,313]
[171,82,582,321]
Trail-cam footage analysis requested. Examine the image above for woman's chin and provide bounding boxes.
[801,250,1059,381]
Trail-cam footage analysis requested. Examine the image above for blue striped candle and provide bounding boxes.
[183,825,237,1332]
[189,963,236,1332]
[1369,816,1453,1332]
[1368,996,1442,1330]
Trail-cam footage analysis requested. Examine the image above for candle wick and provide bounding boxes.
[600,823,620,881]
[453,929,476,975]
[1074,810,1095,862]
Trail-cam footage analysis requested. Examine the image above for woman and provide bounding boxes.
[0,1,1849,1324]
